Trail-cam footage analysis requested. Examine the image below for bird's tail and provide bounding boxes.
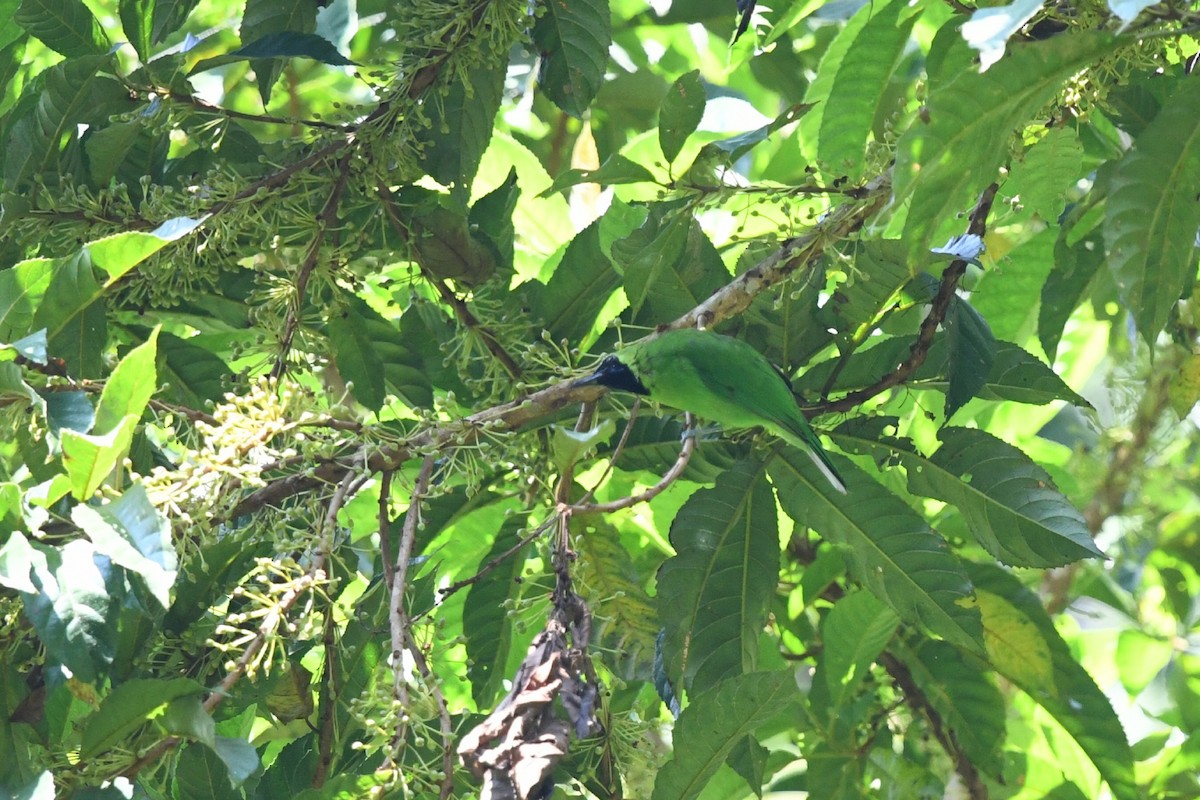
[804,445,848,494]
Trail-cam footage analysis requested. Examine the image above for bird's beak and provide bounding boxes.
[572,355,648,395]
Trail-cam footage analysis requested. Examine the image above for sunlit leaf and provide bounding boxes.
[532,0,610,117]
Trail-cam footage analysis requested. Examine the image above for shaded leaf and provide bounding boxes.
[895,33,1113,259]
[771,450,983,653]
[81,678,204,757]
[462,519,524,707]
[659,70,706,164]
[657,460,778,694]
[15,0,106,56]
[970,564,1137,800]
[539,154,655,197]
[416,59,504,199]
[532,0,610,117]
[907,427,1103,566]
[651,670,798,800]
[810,590,898,721]
[943,295,996,419]
[1103,78,1200,344]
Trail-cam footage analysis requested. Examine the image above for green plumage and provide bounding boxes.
[580,329,847,493]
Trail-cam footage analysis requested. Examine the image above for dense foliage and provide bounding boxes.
[1,0,1199,796]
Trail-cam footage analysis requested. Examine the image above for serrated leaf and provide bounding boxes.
[970,564,1137,800]
[796,337,1086,408]
[327,300,388,412]
[907,427,1103,566]
[818,0,915,176]
[408,202,497,285]
[943,295,996,419]
[469,168,520,281]
[94,328,157,435]
[416,59,504,199]
[156,330,229,406]
[15,0,106,56]
[61,413,136,499]
[608,416,751,484]
[72,483,176,609]
[659,70,706,164]
[462,519,523,707]
[726,736,768,798]
[897,638,1005,775]
[895,33,1114,260]
[3,55,132,190]
[539,153,655,197]
[698,103,811,165]
[826,239,911,339]
[81,677,204,757]
[770,450,983,653]
[969,228,1055,343]
[658,461,778,695]
[1104,78,1200,344]
[810,591,898,720]
[651,670,798,800]
[532,0,610,117]
[576,522,658,677]
[526,215,624,343]
[1008,127,1085,221]
[237,0,315,103]
[1039,229,1104,359]
[610,203,728,323]
[190,32,354,75]
[21,538,116,682]
[119,0,154,59]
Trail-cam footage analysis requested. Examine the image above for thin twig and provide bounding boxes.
[567,412,696,515]
[385,456,437,765]
[821,182,1000,414]
[122,469,364,778]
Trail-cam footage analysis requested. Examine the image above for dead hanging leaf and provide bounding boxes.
[458,615,601,800]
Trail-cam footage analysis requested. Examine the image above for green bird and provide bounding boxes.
[576,328,847,493]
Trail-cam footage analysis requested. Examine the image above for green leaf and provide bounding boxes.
[526,215,623,343]
[610,204,729,323]
[0,362,42,413]
[539,153,656,197]
[659,70,706,164]
[896,638,1005,776]
[327,300,388,412]
[907,427,1103,567]
[14,0,106,56]
[1039,229,1104,359]
[94,328,157,435]
[190,32,354,74]
[81,678,204,757]
[155,330,230,406]
[209,736,258,788]
[943,295,996,419]
[2,328,47,362]
[415,59,505,199]
[3,55,132,190]
[468,168,520,281]
[810,591,898,720]
[698,103,811,165]
[825,239,912,338]
[551,418,614,473]
[43,391,93,436]
[238,0,316,103]
[87,217,207,282]
[408,202,498,285]
[658,460,779,694]
[119,0,154,59]
[532,0,610,117]
[576,522,659,677]
[1007,127,1085,222]
[462,519,524,707]
[0,258,53,342]
[72,483,176,609]
[796,338,1087,408]
[150,0,198,43]
[651,670,798,800]
[608,416,751,484]
[725,736,768,798]
[968,228,1056,343]
[970,564,1137,800]
[1103,78,1200,344]
[817,0,915,177]
[61,413,136,499]
[21,539,116,683]
[895,32,1114,260]
[174,742,240,800]
[770,450,983,653]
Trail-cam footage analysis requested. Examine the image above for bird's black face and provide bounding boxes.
[575,355,650,395]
